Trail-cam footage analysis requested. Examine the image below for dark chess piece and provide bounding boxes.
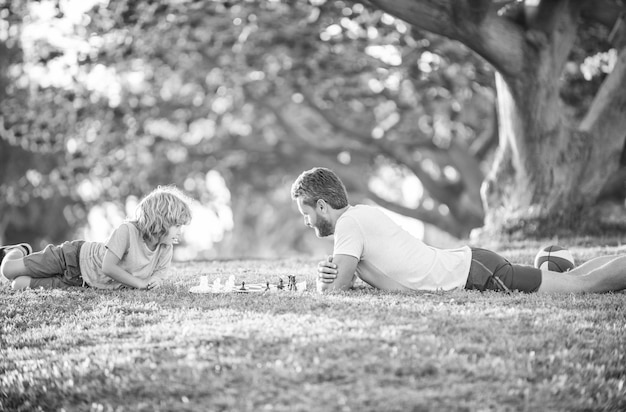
[239,281,246,291]
[265,281,270,291]
[288,275,297,291]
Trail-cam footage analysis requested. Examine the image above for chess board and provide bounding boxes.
[189,277,306,294]
[235,283,283,293]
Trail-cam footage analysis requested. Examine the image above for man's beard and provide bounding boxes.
[314,215,334,237]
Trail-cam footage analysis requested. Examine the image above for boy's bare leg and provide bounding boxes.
[11,276,32,290]
[0,249,30,280]
[538,255,626,293]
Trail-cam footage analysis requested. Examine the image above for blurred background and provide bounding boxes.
[0,0,619,260]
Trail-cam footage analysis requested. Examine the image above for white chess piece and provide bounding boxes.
[190,275,211,293]
[212,277,222,292]
[225,275,235,292]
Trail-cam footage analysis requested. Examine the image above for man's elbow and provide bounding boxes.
[316,280,351,294]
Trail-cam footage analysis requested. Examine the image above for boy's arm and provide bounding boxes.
[316,254,357,293]
[146,267,170,289]
[145,246,174,289]
[101,249,150,289]
[149,269,169,282]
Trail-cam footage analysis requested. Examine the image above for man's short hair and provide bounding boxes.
[291,167,349,209]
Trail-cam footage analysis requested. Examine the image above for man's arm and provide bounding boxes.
[316,254,358,293]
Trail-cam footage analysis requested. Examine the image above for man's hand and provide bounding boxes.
[317,255,338,283]
[316,254,358,292]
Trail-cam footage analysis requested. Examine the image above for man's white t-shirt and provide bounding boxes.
[333,205,472,291]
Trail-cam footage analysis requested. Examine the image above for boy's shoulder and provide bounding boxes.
[108,222,141,243]
[117,221,140,235]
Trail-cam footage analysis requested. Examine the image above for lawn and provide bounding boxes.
[1,241,625,411]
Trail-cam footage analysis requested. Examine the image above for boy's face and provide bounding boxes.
[161,225,184,245]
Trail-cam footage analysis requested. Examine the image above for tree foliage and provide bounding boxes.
[1,0,501,254]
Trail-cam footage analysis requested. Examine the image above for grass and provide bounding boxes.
[1,242,625,412]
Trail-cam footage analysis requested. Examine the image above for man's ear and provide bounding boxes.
[316,198,328,213]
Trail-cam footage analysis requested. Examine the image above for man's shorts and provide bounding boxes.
[23,240,86,289]
[465,247,542,293]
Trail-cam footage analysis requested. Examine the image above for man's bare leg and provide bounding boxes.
[538,255,626,293]
[568,255,621,275]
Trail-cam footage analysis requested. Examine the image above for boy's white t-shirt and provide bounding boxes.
[333,205,471,291]
[79,222,173,289]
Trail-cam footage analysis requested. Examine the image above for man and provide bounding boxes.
[291,167,626,294]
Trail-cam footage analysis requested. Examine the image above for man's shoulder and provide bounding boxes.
[342,204,383,219]
[336,205,385,232]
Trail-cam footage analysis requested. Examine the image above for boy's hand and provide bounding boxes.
[136,279,150,290]
[147,278,163,290]
[317,255,338,283]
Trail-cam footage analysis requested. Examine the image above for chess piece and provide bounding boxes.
[239,281,246,291]
[212,277,222,292]
[277,278,284,290]
[225,275,235,292]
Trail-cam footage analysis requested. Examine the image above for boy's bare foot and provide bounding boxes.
[0,243,33,262]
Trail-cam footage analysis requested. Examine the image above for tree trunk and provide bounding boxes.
[364,0,626,237]
[483,39,626,236]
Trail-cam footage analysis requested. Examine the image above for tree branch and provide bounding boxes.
[469,103,498,160]
[580,45,626,136]
[298,86,463,204]
[577,46,626,200]
[581,1,626,29]
[361,0,525,77]
[533,1,582,74]
[367,191,469,237]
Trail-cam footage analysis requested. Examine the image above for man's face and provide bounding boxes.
[296,197,334,238]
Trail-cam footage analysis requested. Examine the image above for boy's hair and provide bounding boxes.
[291,167,349,209]
[131,186,192,244]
